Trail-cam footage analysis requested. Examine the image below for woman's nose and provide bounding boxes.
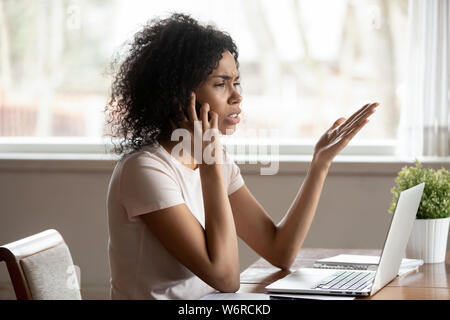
[229,89,242,105]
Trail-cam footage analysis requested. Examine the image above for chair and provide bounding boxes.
[0,229,82,300]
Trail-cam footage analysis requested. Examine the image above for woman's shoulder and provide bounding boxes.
[119,144,173,173]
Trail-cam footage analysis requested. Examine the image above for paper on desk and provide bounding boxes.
[397,266,419,277]
[200,293,270,300]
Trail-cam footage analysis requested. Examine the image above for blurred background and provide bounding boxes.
[0,0,408,144]
[1,0,449,300]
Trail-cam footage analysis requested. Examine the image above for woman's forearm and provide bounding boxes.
[199,163,240,288]
[273,158,330,269]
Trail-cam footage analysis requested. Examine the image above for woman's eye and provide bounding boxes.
[213,82,241,90]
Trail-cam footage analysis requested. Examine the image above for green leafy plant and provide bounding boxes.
[389,160,449,219]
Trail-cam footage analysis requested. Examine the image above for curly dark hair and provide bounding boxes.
[105,13,239,156]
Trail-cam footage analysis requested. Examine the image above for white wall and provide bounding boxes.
[0,158,448,299]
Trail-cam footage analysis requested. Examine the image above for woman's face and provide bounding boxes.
[194,50,243,135]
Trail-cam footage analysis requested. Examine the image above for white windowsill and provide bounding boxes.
[0,152,447,175]
[0,138,448,175]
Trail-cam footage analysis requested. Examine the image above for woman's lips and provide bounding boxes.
[226,114,240,124]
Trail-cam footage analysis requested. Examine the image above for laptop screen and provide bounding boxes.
[369,182,425,295]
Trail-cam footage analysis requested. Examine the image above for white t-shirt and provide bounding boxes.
[107,143,245,300]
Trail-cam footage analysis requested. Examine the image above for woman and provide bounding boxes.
[106,13,379,300]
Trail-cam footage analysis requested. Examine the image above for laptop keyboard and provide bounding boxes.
[312,270,375,291]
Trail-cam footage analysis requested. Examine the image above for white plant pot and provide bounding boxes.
[406,217,450,263]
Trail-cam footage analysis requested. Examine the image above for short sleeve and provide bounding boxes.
[119,153,185,219]
[223,149,245,195]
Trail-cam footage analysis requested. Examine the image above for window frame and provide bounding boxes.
[0,137,396,157]
[0,137,448,176]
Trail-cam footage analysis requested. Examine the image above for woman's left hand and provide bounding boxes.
[313,102,379,168]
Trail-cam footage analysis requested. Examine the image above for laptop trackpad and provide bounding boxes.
[266,268,338,292]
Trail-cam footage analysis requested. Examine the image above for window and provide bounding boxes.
[0,0,408,155]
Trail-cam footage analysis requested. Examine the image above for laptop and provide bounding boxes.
[265,182,425,297]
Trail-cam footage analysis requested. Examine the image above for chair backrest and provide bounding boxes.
[0,229,82,300]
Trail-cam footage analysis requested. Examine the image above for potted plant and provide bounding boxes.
[389,160,449,263]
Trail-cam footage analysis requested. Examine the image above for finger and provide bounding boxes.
[210,111,219,129]
[331,120,368,153]
[188,92,198,121]
[338,102,378,132]
[202,103,210,131]
[343,103,377,130]
[328,117,346,139]
[209,112,220,144]
[342,108,374,133]
[339,103,378,134]
[344,119,369,141]
[331,117,346,130]
[340,103,370,128]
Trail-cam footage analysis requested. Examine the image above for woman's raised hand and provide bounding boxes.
[170,92,223,165]
[313,102,380,168]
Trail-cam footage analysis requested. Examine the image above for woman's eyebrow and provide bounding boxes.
[211,74,240,80]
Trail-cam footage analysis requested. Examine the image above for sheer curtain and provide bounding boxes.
[396,0,449,157]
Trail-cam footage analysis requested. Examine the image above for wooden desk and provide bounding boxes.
[238,248,450,300]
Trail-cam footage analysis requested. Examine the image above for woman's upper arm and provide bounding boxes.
[139,204,237,292]
[228,185,279,266]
